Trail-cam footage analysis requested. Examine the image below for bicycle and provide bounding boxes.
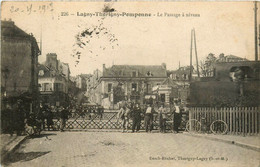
[186,117,228,135]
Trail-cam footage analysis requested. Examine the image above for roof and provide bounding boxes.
[2,21,29,38]
[38,64,65,78]
[161,78,179,87]
[170,66,193,75]
[225,55,245,60]
[38,64,51,78]
[1,20,40,54]
[103,65,167,78]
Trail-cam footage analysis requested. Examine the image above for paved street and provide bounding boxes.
[3,131,260,167]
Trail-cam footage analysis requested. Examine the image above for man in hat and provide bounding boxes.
[144,104,155,133]
[131,103,142,133]
[173,101,182,133]
[158,103,167,133]
[60,106,69,132]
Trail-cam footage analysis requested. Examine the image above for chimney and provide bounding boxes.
[102,64,106,75]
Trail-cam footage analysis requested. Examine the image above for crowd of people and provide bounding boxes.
[117,100,184,133]
[1,100,72,136]
[1,98,185,136]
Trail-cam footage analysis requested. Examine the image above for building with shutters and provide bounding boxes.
[90,63,168,109]
[38,53,71,107]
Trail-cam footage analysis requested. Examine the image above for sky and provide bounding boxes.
[1,1,259,76]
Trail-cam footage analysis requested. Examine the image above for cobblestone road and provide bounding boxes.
[4,131,260,167]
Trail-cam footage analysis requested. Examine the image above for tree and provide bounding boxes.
[198,53,217,77]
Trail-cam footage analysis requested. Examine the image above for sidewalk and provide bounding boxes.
[183,132,260,152]
[1,134,27,161]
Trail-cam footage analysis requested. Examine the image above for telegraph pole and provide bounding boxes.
[190,29,193,81]
[193,28,200,77]
[254,1,258,61]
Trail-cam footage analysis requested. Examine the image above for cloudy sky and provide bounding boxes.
[2,1,259,76]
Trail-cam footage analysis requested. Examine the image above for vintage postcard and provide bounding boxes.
[1,1,260,167]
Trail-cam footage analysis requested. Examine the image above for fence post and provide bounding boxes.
[249,107,252,135]
[245,107,248,135]
[232,107,235,135]
[189,108,193,132]
[241,107,245,136]
[256,107,260,133]
[238,107,241,135]
[252,107,255,134]
[255,107,258,134]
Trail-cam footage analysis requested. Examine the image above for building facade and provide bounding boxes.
[1,20,40,112]
[91,64,168,109]
[38,53,70,107]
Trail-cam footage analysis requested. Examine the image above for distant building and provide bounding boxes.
[164,66,195,105]
[1,20,40,112]
[152,78,179,105]
[217,54,248,63]
[85,69,102,103]
[75,75,87,91]
[93,63,168,109]
[38,54,70,107]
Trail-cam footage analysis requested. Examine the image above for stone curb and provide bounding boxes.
[1,135,27,162]
[183,133,260,152]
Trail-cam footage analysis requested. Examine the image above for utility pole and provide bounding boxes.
[40,25,42,56]
[193,28,200,77]
[190,29,193,81]
[254,1,258,61]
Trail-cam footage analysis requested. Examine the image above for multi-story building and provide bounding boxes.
[167,66,193,104]
[75,75,87,91]
[93,63,168,109]
[38,53,70,107]
[85,69,102,103]
[1,20,40,112]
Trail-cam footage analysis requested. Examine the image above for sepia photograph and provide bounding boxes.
[1,1,260,167]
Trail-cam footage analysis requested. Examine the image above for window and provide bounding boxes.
[108,83,112,92]
[160,94,165,102]
[132,83,137,91]
[183,74,187,80]
[132,71,137,77]
[43,83,52,91]
[172,74,177,80]
[54,83,63,92]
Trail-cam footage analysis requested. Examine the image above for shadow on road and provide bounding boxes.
[2,151,51,166]
[28,133,57,139]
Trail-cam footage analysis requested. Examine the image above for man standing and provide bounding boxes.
[173,101,182,133]
[117,106,125,132]
[144,104,155,133]
[158,104,167,133]
[60,106,69,132]
[46,106,54,131]
[131,103,142,133]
